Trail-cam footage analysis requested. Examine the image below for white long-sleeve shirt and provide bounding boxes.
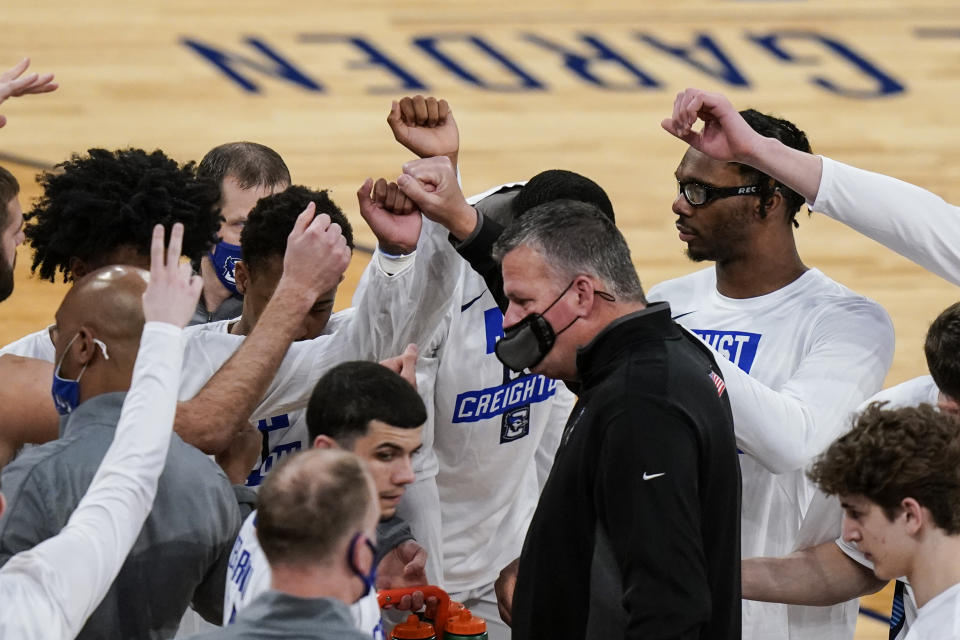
[177,318,352,422]
[181,311,354,487]
[175,281,441,426]
[649,266,894,640]
[0,322,183,640]
[356,198,575,594]
[813,156,960,286]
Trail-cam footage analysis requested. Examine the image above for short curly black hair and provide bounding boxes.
[736,109,812,228]
[241,185,353,274]
[25,148,221,282]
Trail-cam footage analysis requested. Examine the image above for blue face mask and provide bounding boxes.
[347,532,379,599]
[51,333,109,416]
[209,241,244,297]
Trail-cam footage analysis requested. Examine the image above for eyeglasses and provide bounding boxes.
[677,180,763,207]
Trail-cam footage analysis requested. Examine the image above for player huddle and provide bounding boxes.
[0,57,958,640]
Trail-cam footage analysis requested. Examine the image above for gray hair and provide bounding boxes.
[492,199,645,303]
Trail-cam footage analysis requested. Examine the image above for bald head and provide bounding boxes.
[256,449,377,568]
[57,265,149,345]
[52,265,151,404]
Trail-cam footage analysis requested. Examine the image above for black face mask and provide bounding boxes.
[495,281,578,373]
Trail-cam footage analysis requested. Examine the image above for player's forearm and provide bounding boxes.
[813,156,960,286]
[740,135,823,205]
[742,543,886,606]
[353,220,460,359]
[715,355,816,473]
[444,202,478,242]
[719,293,893,474]
[0,355,59,463]
[175,282,313,453]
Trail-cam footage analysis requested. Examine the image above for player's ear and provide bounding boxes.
[70,257,89,280]
[759,183,784,219]
[234,261,250,295]
[900,497,924,535]
[938,392,960,416]
[765,187,782,210]
[0,492,6,519]
[312,435,338,450]
[74,326,99,366]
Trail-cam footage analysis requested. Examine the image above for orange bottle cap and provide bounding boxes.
[444,608,487,634]
[391,614,436,639]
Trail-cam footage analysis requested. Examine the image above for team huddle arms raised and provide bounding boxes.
[0,59,958,640]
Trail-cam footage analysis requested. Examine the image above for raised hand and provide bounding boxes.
[396,156,478,241]
[661,88,823,203]
[660,88,763,164]
[357,177,422,255]
[280,202,351,302]
[142,223,204,327]
[0,58,58,129]
[388,95,459,168]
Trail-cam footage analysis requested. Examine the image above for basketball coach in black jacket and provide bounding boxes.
[491,200,741,640]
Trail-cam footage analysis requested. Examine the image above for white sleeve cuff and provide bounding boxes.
[809,155,836,211]
[374,249,416,277]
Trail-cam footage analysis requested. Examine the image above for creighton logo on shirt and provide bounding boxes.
[691,329,762,373]
[453,376,559,424]
[452,303,558,443]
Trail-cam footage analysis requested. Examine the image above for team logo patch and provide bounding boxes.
[222,255,240,285]
[691,329,762,373]
[501,405,531,443]
[709,371,726,397]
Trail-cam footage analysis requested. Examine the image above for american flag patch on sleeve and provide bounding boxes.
[709,371,726,397]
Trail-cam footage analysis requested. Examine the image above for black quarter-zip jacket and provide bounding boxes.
[511,302,742,640]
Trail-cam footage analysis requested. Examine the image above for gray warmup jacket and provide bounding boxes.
[0,392,253,639]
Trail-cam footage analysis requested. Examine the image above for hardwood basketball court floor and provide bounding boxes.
[5,1,960,636]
